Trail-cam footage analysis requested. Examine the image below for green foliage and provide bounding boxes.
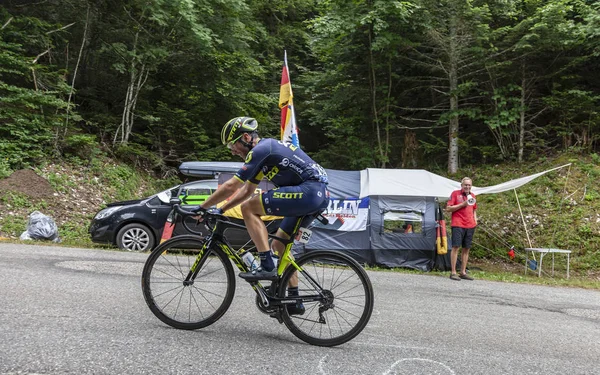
[63,134,98,160]
[0,191,32,208]
[0,216,27,237]
[0,158,12,179]
[0,11,74,169]
[100,163,144,201]
[58,219,94,244]
[46,172,77,194]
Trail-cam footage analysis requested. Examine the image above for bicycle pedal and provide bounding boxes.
[269,310,284,324]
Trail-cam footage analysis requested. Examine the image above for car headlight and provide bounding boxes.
[94,206,123,220]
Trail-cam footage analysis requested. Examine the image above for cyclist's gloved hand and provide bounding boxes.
[207,207,223,215]
[191,206,207,220]
[192,206,207,215]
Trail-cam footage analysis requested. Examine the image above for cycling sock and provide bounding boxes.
[259,251,275,272]
[287,286,299,296]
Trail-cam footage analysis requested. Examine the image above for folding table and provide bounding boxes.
[525,248,571,279]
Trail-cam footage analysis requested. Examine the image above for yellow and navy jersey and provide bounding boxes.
[234,138,328,187]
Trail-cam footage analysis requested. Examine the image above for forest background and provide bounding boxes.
[1,0,600,282]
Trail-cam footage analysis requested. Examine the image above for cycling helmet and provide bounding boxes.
[221,117,258,148]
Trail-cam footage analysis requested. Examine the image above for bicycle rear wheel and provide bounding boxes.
[142,235,235,330]
[278,250,374,347]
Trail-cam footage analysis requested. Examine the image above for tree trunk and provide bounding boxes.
[368,21,386,168]
[114,32,150,146]
[401,130,418,168]
[63,5,90,139]
[518,67,526,163]
[447,19,459,174]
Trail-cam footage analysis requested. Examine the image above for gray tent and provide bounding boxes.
[294,168,445,271]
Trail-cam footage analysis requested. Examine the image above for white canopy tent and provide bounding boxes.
[359,163,571,200]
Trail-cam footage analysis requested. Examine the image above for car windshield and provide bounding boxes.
[155,179,218,204]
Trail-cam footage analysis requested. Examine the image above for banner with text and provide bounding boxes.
[312,197,370,231]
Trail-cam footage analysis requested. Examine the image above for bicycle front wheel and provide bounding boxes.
[141,235,235,330]
[278,250,374,347]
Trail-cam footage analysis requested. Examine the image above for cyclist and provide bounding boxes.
[197,116,329,314]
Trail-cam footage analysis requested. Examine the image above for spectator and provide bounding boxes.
[446,177,477,281]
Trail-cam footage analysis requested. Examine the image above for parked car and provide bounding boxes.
[89,179,280,252]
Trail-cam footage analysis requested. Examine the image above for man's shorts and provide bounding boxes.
[261,180,328,236]
[451,227,476,249]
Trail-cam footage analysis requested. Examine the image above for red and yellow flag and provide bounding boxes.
[279,51,299,147]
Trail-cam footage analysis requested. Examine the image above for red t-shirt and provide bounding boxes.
[448,190,477,228]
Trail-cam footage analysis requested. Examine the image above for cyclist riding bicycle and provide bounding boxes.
[197,116,329,314]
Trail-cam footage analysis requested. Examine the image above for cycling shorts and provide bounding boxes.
[261,180,328,236]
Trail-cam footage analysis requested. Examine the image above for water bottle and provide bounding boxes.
[241,251,259,271]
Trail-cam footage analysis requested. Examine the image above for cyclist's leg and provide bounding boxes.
[271,224,296,286]
[240,194,270,253]
[240,182,327,280]
[274,215,315,285]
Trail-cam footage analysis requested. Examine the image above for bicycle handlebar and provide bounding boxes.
[171,204,229,235]
[172,204,203,218]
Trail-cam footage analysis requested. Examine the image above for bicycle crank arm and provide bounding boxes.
[255,285,270,307]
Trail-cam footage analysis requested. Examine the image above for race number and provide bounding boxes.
[295,227,312,244]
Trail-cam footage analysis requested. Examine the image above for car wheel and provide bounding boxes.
[116,223,155,252]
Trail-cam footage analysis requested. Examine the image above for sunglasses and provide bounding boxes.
[226,134,244,149]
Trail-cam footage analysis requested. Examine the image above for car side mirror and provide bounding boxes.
[170,197,181,205]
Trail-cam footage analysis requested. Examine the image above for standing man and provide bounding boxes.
[446,177,477,281]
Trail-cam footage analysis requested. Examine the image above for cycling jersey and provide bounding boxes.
[233,138,329,235]
[234,139,328,187]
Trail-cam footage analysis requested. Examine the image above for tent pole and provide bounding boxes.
[551,163,571,247]
[515,188,533,249]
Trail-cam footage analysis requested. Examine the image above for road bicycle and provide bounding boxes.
[141,201,374,347]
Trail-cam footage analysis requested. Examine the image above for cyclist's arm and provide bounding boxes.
[219,181,257,212]
[200,177,244,210]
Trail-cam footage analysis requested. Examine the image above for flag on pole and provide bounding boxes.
[279,51,299,147]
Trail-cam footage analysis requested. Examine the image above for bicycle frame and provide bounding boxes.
[182,214,325,311]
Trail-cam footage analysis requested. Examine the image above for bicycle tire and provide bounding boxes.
[278,250,374,347]
[141,235,235,330]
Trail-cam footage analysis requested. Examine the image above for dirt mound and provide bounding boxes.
[0,169,54,199]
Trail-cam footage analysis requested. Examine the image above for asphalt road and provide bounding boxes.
[1,243,599,375]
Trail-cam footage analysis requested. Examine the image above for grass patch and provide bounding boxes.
[0,216,27,237]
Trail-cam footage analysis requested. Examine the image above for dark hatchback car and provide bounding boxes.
[89,179,280,252]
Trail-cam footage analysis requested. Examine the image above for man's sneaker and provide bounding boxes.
[238,267,277,281]
[449,273,461,281]
[459,273,474,281]
[286,302,305,316]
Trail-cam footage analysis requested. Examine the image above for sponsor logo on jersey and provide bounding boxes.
[273,192,304,199]
[264,166,279,180]
[245,151,253,163]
